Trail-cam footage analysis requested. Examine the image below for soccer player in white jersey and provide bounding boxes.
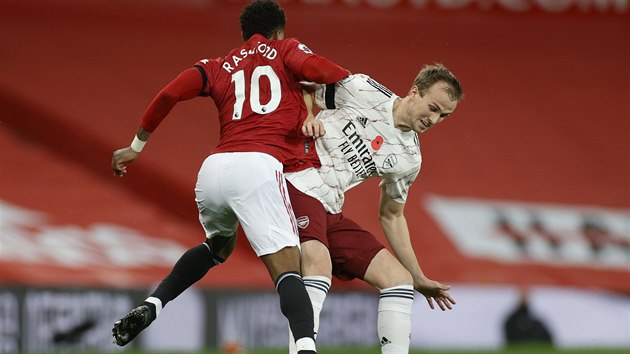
[288,63,462,354]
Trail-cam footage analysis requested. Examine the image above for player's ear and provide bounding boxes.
[273,29,285,40]
[409,85,419,97]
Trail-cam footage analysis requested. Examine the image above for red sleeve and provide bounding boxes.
[282,38,348,84]
[140,67,203,132]
[299,55,349,84]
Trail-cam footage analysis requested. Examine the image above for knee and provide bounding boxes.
[301,240,332,277]
[262,246,302,282]
[205,236,236,261]
[380,267,413,289]
[364,250,413,289]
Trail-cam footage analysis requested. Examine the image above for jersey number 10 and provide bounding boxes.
[231,66,281,120]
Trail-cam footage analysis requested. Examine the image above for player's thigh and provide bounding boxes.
[227,152,300,257]
[287,181,329,247]
[286,181,331,276]
[327,216,385,281]
[195,154,239,241]
[363,249,413,290]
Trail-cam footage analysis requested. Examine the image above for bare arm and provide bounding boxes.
[111,67,202,177]
[378,185,456,310]
[301,89,325,139]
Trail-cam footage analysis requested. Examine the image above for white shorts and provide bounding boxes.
[195,152,299,257]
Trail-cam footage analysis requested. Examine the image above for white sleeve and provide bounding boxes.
[313,74,369,110]
[312,83,328,109]
[379,167,420,204]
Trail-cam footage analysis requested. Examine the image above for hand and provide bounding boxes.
[302,116,325,139]
[112,147,139,177]
[414,277,456,311]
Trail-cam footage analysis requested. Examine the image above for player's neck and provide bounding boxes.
[392,97,403,129]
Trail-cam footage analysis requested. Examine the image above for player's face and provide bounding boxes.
[406,81,458,134]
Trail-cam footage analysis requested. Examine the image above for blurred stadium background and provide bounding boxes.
[1,0,629,353]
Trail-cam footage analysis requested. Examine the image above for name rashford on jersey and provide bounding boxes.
[194,34,319,165]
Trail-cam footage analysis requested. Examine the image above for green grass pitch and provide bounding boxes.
[93,345,629,354]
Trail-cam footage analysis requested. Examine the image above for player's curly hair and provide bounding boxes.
[414,63,464,101]
[240,0,286,41]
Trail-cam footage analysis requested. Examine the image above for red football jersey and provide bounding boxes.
[195,34,324,166]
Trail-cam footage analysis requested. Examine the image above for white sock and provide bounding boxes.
[145,296,163,317]
[295,337,316,352]
[289,276,331,354]
[378,285,414,354]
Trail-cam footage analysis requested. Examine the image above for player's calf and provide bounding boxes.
[276,271,317,354]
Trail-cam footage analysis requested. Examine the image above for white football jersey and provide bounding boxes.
[286,74,421,214]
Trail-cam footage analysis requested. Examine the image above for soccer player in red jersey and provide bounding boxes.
[110,2,347,353]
